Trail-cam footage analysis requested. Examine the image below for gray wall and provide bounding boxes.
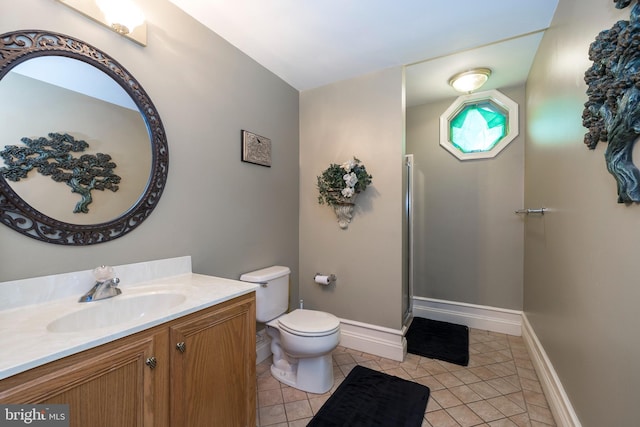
[0,0,300,308]
[406,86,525,310]
[525,0,639,425]
[299,68,405,330]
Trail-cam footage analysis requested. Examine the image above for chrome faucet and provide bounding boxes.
[79,266,122,302]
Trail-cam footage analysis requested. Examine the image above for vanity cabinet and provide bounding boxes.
[0,292,256,427]
[170,293,256,426]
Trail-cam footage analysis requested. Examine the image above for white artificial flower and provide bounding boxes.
[341,159,356,172]
[343,172,358,187]
[341,187,355,197]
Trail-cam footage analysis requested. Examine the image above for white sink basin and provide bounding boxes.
[47,292,187,333]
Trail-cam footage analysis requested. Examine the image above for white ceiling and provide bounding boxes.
[168,0,559,105]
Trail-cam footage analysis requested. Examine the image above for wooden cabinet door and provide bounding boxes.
[169,293,256,427]
[0,330,168,427]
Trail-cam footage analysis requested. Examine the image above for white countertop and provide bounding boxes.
[0,272,258,380]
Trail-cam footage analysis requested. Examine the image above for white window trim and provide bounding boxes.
[439,89,519,160]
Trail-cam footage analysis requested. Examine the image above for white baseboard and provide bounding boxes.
[412,296,522,336]
[338,318,406,362]
[522,314,581,427]
[256,329,271,364]
[256,297,520,364]
[256,319,407,363]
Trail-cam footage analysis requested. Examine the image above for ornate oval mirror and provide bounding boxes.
[0,30,168,245]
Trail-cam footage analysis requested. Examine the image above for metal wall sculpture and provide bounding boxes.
[1,133,121,214]
[583,0,640,203]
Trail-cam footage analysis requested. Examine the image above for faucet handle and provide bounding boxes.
[93,265,115,282]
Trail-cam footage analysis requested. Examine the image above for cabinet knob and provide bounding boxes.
[145,356,157,369]
[176,342,186,353]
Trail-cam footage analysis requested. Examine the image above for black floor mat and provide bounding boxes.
[405,317,469,366]
[307,365,430,427]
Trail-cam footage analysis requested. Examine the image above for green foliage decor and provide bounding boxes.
[317,157,372,207]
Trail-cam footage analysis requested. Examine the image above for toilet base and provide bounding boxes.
[270,353,334,394]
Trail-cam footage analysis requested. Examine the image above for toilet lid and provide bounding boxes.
[278,309,340,337]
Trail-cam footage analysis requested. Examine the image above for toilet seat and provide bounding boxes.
[277,309,340,337]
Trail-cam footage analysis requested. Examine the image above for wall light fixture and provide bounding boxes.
[57,0,147,46]
[448,68,492,93]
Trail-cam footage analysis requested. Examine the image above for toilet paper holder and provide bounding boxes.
[314,273,336,285]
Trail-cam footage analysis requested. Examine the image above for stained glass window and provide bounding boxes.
[449,102,507,153]
[439,90,519,160]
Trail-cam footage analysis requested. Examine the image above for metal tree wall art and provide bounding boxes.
[0,132,121,214]
[583,0,640,202]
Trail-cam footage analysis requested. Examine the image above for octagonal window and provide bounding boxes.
[440,89,519,160]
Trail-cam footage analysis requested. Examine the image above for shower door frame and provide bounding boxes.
[403,154,414,325]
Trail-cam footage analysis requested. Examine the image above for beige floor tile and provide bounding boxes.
[431,389,464,408]
[332,352,356,366]
[487,377,521,395]
[425,409,461,427]
[377,358,401,370]
[522,389,549,408]
[504,391,527,409]
[256,327,557,427]
[383,366,413,380]
[337,362,357,376]
[258,388,284,407]
[280,386,306,403]
[259,404,287,426]
[404,364,432,379]
[451,368,483,384]
[487,395,527,417]
[489,418,519,427]
[520,377,543,394]
[514,357,535,370]
[356,359,383,371]
[425,397,442,413]
[448,384,484,404]
[434,372,465,388]
[468,381,502,399]
[487,361,517,377]
[447,404,485,426]
[308,395,330,415]
[469,365,502,381]
[509,412,532,427]
[284,400,313,421]
[526,404,555,426]
[416,375,446,391]
[468,400,505,422]
[420,360,450,375]
[257,375,282,391]
[288,419,311,427]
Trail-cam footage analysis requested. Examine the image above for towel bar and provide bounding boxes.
[515,208,546,215]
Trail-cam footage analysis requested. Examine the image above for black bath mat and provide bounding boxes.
[405,317,469,366]
[307,365,430,427]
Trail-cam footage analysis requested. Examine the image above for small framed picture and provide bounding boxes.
[241,130,271,167]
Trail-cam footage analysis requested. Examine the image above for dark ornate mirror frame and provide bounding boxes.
[0,30,168,245]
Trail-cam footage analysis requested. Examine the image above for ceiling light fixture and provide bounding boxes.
[96,0,145,35]
[56,0,147,46]
[448,68,492,93]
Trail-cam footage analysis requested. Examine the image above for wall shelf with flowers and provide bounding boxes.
[317,157,372,229]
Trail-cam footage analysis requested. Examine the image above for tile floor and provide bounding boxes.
[256,328,556,427]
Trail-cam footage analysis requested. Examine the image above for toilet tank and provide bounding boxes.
[240,266,291,323]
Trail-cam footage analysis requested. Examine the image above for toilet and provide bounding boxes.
[240,266,341,394]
